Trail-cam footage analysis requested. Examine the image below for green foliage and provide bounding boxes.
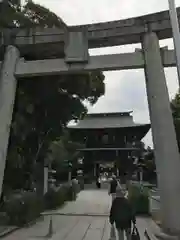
[128,183,149,215]
[48,130,84,170]
[22,1,66,28]
[0,0,66,28]
[171,90,180,119]
[143,148,156,173]
[5,181,79,226]
[44,188,65,210]
[2,0,105,192]
[5,191,43,226]
[44,182,78,210]
[171,90,180,151]
[61,184,75,201]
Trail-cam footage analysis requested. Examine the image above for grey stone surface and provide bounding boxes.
[143,31,180,233]
[0,46,19,197]
[15,51,145,77]
[2,189,150,240]
[13,49,176,78]
[43,189,111,216]
[1,7,180,52]
[145,218,180,240]
[0,226,18,237]
[65,29,89,63]
[2,215,149,240]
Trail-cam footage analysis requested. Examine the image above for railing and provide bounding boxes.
[149,189,161,225]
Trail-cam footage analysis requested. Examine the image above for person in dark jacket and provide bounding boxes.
[109,188,136,240]
[96,176,101,189]
[108,175,118,202]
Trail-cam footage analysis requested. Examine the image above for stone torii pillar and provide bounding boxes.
[0,45,19,197]
[142,31,180,234]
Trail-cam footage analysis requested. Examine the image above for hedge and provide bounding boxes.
[44,183,77,210]
[128,183,150,215]
[5,191,43,226]
[4,181,79,226]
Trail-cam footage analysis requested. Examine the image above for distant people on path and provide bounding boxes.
[96,176,101,189]
[72,178,79,199]
[108,175,118,201]
[109,187,136,240]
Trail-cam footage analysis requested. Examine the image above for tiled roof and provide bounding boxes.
[68,112,150,129]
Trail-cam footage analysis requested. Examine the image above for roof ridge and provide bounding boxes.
[87,111,133,118]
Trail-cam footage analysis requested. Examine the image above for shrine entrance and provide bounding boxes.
[68,111,150,184]
[1,8,180,234]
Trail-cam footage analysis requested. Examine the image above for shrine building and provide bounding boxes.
[68,111,150,180]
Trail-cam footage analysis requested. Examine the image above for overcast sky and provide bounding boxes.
[34,0,180,147]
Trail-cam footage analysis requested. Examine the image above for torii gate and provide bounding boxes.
[0,8,180,235]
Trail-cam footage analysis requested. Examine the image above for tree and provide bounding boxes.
[0,0,66,28]
[48,131,84,165]
[47,131,84,181]
[143,147,156,183]
[2,0,105,194]
[171,90,180,151]
[135,89,180,182]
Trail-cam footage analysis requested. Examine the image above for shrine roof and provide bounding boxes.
[68,112,150,130]
[78,148,139,151]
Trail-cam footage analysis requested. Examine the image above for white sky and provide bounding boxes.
[34,0,180,147]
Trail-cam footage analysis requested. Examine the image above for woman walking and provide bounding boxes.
[108,175,118,202]
[109,187,136,240]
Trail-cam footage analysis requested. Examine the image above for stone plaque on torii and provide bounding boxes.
[0,7,180,236]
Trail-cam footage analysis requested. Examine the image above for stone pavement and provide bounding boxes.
[43,188,111,216]
[2,189,150,240]
[2,215,149,240]
[0,226,18,237]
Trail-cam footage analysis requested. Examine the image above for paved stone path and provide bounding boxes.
[43,189,111,216]
[2,189,150,240]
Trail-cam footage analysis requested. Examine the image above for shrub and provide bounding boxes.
[44,181,79,209]
[61,182,77,201]
[44,187,65,210]
[5,191,43,226]
[4,181,80,225]
[128,183,149,215]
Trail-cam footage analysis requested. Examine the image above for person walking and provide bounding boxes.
[109,187,136,240]
[71,178,79,200]
[96,176,101,189]
[108,175,118,202]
